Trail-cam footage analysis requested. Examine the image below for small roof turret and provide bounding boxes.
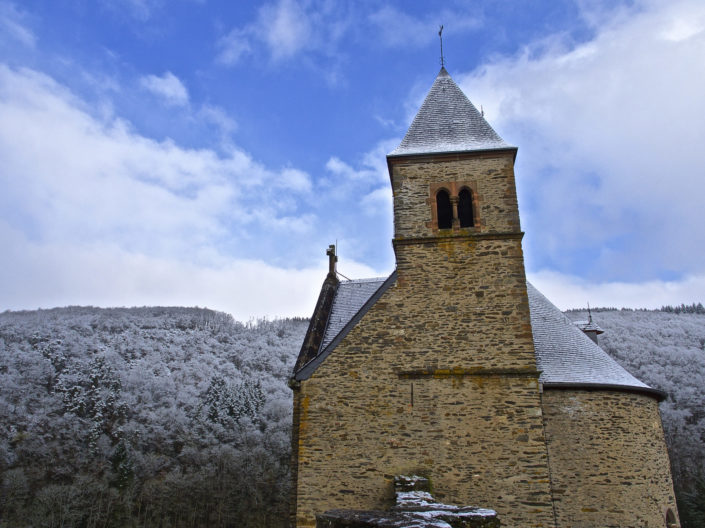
[573,306,605,344]
[388,67,515,157]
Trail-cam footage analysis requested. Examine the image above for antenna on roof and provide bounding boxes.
[335,241,352,281]
[438,25,445,68]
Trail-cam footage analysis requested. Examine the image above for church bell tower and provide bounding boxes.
[290,68,557,528]
[386,67,539,374]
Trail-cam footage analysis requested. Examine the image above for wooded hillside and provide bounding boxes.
[0,307,307,527]
[0,306,703,527]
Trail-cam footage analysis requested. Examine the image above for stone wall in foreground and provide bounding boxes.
[292,258,555,528]
[542,389,679,528]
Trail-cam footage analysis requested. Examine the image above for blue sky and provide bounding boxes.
[1,0,704,320]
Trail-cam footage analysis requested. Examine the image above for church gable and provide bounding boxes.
[294,274,395,381]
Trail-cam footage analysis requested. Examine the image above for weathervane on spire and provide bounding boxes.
[439,25,445,68]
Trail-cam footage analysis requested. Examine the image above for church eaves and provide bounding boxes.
[388,67,514,157]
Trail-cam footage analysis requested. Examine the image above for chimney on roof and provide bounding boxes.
[326,244,337,277]
[573,304,605,344]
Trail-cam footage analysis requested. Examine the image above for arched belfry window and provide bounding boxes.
[436,190,452,229]
[458,188,474,227]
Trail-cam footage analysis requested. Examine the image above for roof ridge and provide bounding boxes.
[339,277,388,284]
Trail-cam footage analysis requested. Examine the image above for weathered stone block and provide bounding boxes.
[316,476,500,528]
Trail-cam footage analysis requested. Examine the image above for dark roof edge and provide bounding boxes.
[295,271,397,381]
[542,382,667,401]
[292,273,340,373]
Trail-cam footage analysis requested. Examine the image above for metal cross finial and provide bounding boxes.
[438,25,445,68]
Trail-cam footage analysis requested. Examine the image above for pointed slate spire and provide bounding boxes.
[389,67,514,157]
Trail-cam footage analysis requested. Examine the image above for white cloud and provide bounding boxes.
[217,2,483,66]
[139,71,189,106]
[217,0,313,65]
[279,167,312,192]
[0,63,318,265]
[198,104,237,136]
[0,218,382,320]
[217,0,351,66]
[0,62,373,318]
[326,157,370,181]
[459,0,705,281]
[217,29,252,65]
[0,223,301,319]
[0,2,35,47]
[259,0,311,60]
[316,138,396,271]
[0,62,399,318]
[325,138,397,187]
[361,187,392,217]
[529,269,705,310]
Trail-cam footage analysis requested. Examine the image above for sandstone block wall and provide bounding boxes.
[293,243,556,528]
[390,152,520,238]
[294,368,554,528]
[542,389,679,528]
[393,238,535,371]
[293,152,555,528]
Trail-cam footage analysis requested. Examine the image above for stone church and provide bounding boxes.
[289,67,679,528]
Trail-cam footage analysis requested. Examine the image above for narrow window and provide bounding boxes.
[436,190,452,229]
[666,509,678,528]
[458,188,474,227]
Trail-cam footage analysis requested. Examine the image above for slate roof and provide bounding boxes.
[388,68,514,157]
[320,278,390,350]
[294,274,396,381]
[572,319,605,334]
[526,283,661,397]
[295,275,662,398]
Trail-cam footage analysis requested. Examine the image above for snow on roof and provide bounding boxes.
[320,278,389,350]
[526,282,660,396]
[573,319,605,334]
[388,67,514,157]
[296,275,660,397]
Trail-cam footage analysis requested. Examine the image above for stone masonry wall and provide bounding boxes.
[292,151,556,527]
[542,389,679,527]
[392,238,536,371]
[390,152,520,238]
[293,240,555,528]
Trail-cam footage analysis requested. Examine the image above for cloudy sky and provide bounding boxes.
[1,0,704,320]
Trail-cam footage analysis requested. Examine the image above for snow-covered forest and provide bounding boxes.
[0,305,703,527]
[0,307,307,527]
